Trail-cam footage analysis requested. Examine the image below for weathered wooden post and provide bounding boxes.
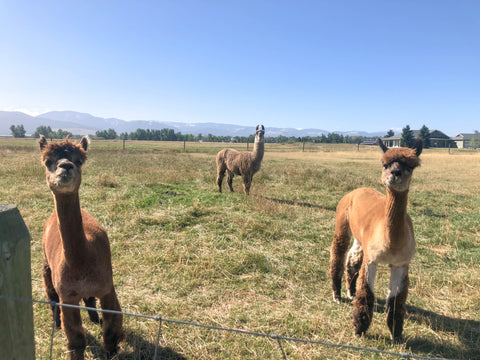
[0,205,35,359]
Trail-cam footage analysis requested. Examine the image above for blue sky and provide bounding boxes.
[1,0,479,135]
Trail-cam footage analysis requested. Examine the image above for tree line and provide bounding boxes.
[9,124,373,144]
[100,128,372,144]
[12,123,477,149]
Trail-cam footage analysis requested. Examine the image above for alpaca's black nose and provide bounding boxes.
[58,160,74,170]
[391,169,401,177]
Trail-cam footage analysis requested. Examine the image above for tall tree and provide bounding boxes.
[34,125,53,138]
[9,124,26,138]
[385,129,394,137]
[400,125,415,147]
[418,125,431,148]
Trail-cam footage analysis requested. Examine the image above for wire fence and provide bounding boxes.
[0,294,451,360]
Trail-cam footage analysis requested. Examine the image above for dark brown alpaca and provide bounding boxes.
[39,136,124,360]
[330,138,422,343]
[216,125,265,195]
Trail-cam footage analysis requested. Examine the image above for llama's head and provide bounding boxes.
[255,125,265,143]
[39,136,89,194]
[377,138,422,192]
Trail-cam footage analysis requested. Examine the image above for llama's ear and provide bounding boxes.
[39,135,47,151]
[261,125,265,130]
[413,137,423,156]
[79,136,89,152]
[256,125,259,130]
[376,137,388,153]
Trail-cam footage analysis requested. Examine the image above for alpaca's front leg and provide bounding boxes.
[353,262,376,337]
[386,265,409,343]
[242,174,252,195]
[100,288,124,355]
[346,239,363,300]
[61,304,86,360]
[42,261,61,328]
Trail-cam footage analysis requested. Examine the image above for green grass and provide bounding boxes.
[1,138,479,359]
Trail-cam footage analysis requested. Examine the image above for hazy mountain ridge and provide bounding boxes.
[0,110,385,137]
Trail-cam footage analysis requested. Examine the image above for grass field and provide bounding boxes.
[1,138,479,359]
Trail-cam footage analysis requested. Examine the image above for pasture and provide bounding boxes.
[1,138,479,359]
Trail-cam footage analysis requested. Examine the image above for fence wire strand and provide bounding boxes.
[0,295,450,360]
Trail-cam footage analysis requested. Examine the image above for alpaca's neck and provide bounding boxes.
[384,188,409,240]
[53,192,88,263]
[252,141,264,163]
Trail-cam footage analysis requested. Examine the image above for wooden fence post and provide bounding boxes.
[0,205,35,359]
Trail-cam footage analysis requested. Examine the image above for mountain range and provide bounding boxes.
[0,110,385,138]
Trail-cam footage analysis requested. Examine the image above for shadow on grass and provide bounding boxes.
[260,196,337,211]
[376,299,480,360]
[334,297,479,359]
[86,329,187,360]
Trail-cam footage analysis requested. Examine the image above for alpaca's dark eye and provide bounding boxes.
[75,160,82,167]
[45,160,53,167]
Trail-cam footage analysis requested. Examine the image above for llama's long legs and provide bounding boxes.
[83,297,100,324]
[346,239,363,300]
[386,265,409,343]
[42,260,61,328]
[227,171,234,192]
[61,304,86,360]
[353,262,376,337]
[242,174,252,195]
[100,288,124,355]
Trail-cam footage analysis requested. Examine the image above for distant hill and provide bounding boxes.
[0,110,385,138]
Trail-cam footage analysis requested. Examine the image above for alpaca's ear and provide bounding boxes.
[256,125,259,130]
[377,138,388,153]
[413,138,423,156]
[39,135,47,151]
[79,136,89,152]
[261,125,264,130]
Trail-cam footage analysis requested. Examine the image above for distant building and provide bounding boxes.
[360,139,378,146]
[451,133,480,149]
[382,129,453,148]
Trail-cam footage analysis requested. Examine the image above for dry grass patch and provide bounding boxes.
[1,138,479,359]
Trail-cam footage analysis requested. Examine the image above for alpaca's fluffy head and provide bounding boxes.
[377,138,422,191]
[39,136,89,194]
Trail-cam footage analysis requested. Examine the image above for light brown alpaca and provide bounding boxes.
[216,124,265,195]
[330,137,423,343]
[39,136,124,360]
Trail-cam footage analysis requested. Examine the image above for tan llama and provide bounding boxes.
[330,137,423,343]
[39,136,124,360]
[216,124,265,195]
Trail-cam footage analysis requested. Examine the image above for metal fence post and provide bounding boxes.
[0,205,35,359]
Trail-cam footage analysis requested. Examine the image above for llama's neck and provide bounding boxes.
[53,192,88,264]
[252,141,264,163]
[384,188,409,241]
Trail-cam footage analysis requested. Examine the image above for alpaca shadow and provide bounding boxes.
[260,196,336,211]
[374,299,480,359]
[86,329,187,360]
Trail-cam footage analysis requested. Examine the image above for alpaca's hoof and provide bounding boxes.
[333,293,341,304]
[392,335,404,344]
